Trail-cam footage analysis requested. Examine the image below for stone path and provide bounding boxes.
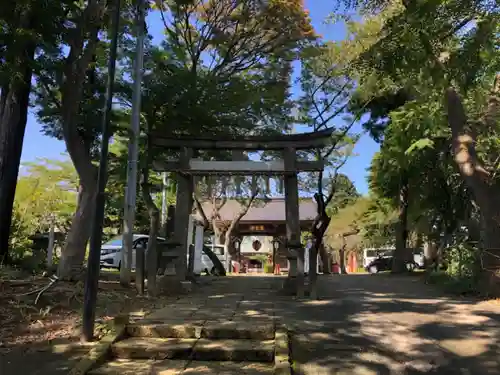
[92,274,500,374]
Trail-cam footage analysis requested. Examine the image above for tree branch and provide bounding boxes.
[311,81,350,130]
[324,157,348,207]
[226,188,259,236]
[446,87,490,183]
[193,194,210,230]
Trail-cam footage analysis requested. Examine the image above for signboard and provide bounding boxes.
[249,225,266,232]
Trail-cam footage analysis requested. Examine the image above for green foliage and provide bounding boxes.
[358,196,397,247]
[426,239,482,296]
[8,204,33,262]
[263,263,274,274]
[325,196,369,249]
[0,0,75,85]
[444,242,480,279]
[326,174,360,216]
[405,138,434,155]
[15,157,77,233]
[7,157,77,265]
[328,1,497,256]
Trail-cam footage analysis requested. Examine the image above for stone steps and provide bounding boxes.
[89,319,287,374]
[111,337,275,362]
[89,359,274,374]
[126,321,275,340]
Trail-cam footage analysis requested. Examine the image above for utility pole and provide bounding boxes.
[121,0,146,287]
[82,0,121,342]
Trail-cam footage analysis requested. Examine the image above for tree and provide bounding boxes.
[357,196,397,247]
[145,0,315,138]
[295,39,361,295]
[193,175,263,271]
[10,157,78,263]
[32,0,134,279]
[329,0,499,279]
[326,174,360,216]
[0,0,71,263]
[323,183,365,272]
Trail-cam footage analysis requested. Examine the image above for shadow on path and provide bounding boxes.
[272,274,500,375]
[194,274,500,374]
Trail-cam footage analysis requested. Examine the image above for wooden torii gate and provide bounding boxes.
[150,128,334,297]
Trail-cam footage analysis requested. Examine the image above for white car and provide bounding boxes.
[100,234,165,270]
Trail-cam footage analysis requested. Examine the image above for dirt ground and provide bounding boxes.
[0,267,180,375]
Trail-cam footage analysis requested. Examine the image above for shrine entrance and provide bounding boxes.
[150,128,333,297]
[193,198,317,275]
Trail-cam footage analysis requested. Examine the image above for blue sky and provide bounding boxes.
[20,1,378,194]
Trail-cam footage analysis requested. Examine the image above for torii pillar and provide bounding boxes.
[174,147,193,280]
[282,147,304,297]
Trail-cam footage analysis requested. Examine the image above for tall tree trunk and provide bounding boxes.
[445,80,500,291]
[319,243,330,274]
[57,183,96,279]
[339,245,347,274]
[392,175,409,273]
[310,191,332,297]
[56,1,104,279]
[0,40,36,264]
[223,234,233,273]
[423,240,436,270]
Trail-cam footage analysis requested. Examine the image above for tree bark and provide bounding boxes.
[319,243,330,274]
[445,78,500,292]
[57,184,96,279]
[56,1,104,279]
[423,240,438,270]
[222,191,259,272]
[339,245,347,274]
[0,20,36,263]
[310,191,333,296]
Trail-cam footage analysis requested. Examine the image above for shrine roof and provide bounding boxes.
[194,198,317,223]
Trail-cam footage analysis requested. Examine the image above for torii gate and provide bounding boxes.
[150,128,334,297]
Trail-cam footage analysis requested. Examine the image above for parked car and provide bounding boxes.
[100,234,165,270]
[365,252,419,274]
[362,247,395,269]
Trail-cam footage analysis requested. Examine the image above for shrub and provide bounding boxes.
[426,241,481,296]
[263,263,274,274]
[444,242,480,279]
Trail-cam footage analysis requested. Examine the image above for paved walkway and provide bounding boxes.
[148,274,500,375]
